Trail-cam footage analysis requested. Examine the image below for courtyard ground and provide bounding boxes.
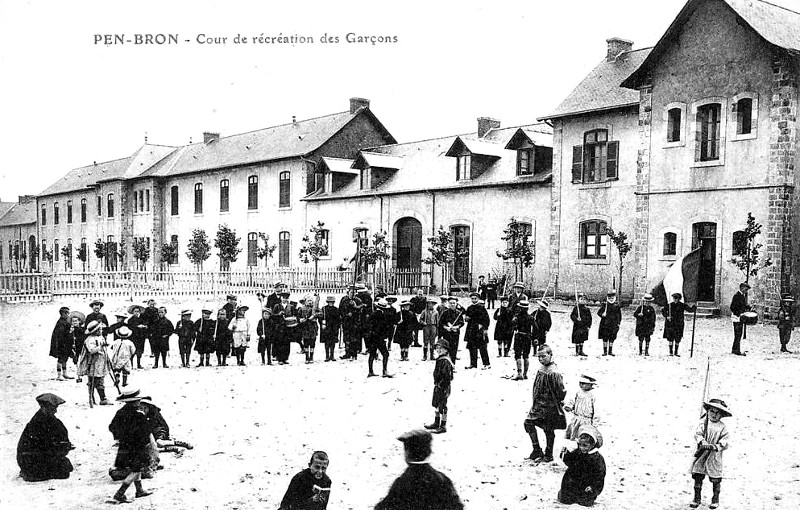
[0,296,798,509]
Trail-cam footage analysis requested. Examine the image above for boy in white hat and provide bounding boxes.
[77,320,112,405]
[564,375,598,441]
[689,399,732,509]
[633,293,656,356]
[110,326,136,387]
[597,290,622,356]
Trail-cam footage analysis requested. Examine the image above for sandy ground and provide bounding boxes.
[1,296,799,510]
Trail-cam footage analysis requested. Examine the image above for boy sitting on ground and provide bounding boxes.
[279,451,332,510]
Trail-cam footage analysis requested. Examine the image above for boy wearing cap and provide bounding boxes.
[730,282,751,356]
[531,299,552,349]
[494,296,513,357]
[375,429,463,510]
[464,292,491,370]
[366,298,394,377]
[273,291,296,364]
[524,344,567,463]
[778,294,794,353]
[633,294,657,356]
[141,299,159,357]
[508,282,526,310]
[410,288,428,347]
[278,451,332,510]
[419,298,440,361]
[111,327,137,387]
[222,295,238,326]
[86,300,110,339]
[107,312,129,340]
[598,291,622,356]
[229,306,251,366]
[127,305,147,369]
[108,388,154,503]
[257,308,276,365]
[319,297,341,362]
[69,315,86,382]
[570,294,592,357]
[77,320,112,405]
[425,340,454,433]
[690,399,732,509]
[17,393,74,481]
[511,297,534,380]
[662,293,695,356]
[176,310,196,368]
[50,307,74,380]
[151,307,174,368]
[338,288,362,360]
[194,308,216,367]
[394,300,420,361]
[215,309,233,366]
[486,278,498,309]
[297,295,321,364]
[438,297,464,365]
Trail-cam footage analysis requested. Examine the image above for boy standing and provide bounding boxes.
[663,293,695,357]
[511,297,533,380]
[524,344,567,463]
[570,294,592,357]
[690,399,731,509]
[531,299,552,349]
[49,307,74,380]
[279,451,332,510]
[419,298,440,361]
[425,340,454,434]
[229,306,251,366]
[77,320,111,406]
[319,296,341,362]
[485,278,498,309]
[633,293,656,356]
[597,290,622,356]
[194,308,216,367]
[176,310,196,368]
[86,300,110,339]
[493,296,513,357]
[127,305,147,369]
[778,294,794,353]
[438,297,464,365]
[110,326,136,387]
[151,307,174,368]
[464,292,491,370]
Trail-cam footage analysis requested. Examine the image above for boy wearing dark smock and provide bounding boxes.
[17,393,74,482]
[279,451,332,510]
[633,293,656,356]
[464,292,490,369]
[662,292,695,356]
[151,307,174,368]
[570,294,592,357]
[50,307,74,380]
[438,297,464,365]
[524,344,567,463]
[319,297,341,362]
[194,308,216,367]
[176,309,196,368]
[597,290,622,356]
[493,296,513,357]
[425,340,454,434]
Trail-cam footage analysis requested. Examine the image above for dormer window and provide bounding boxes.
[456,154,471,181]
[517,149,533,176]
[360,168,371,190]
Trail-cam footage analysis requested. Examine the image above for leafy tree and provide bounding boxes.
[76,243,88,271]
[60,244,73,270]
[42,245,53,270]
[132,237,151,271]
[729,212,773,284]
[256,233,277,267]
[94,239,106,270]
[214,224,242,271]
[186,228,211,271]
[496,217,535,283]
[114,239,126,268]
[298,221,329,284]
[423,225,457,292]
[161,243,178,268]
[360,230,391,290]
[606,228,632,299]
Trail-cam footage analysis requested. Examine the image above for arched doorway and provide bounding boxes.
[393,217,422,269]
[28,235,37,271]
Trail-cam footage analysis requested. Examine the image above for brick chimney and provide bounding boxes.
[606,37,633,62]
[350,97,370,114]
[477,117,500,138]
[203,132,220,144]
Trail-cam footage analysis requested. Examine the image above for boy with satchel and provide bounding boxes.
[523,344,567,463]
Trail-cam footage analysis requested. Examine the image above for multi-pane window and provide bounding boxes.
[220,179,230,212]
[41,204,46,225]
[107,194,115,218]
[194,183,203,214]
[580,220,608,259]
[732,230,748,257]
[278,231,290,267]
[736,98,753,135]
[456,154,471,181]
[572,130,619,183]
[138,190,144,212]
[54,239,60,261]
[667,108,682,142]
[65,239,73,270]
[696,103,721,162]
[54,202,59,225]
[319,229,330,253]
[41,240,46,263]
[80,238,87,267]
[106,235,117,271]
[66,200,73,224]
[247,232,258,266]
[97,196,102,216]
[81,199,87,223]
[171,186,179,216]
[133,192,138,212]
[360,168,371,190]
[279,172,291,208]
[663,232,677,256]
[248,175,258,210]
[517,149,533,176]
[146,190,150,211]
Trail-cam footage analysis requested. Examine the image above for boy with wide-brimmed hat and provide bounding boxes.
[778,294,794,353]
[690,399,732,509]
[108,387,154,503]
[425,340,455,433]
[176,309,196,368]
[564,374,598,441]
[273,291,296,364]
[633,293,657,356]
[77,320,112,406]
[110,326,136,387]
[86,299,109,340]
[257,307,275,365]
[730,282,751,356]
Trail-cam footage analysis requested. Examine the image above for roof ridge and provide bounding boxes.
[754,0,800,17]
[73,155,132,170]
[201,110,352,143]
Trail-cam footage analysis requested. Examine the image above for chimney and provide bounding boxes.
[203,132,220,144]
[606,37,633,62]
[350,97,370,114]
[477,117,500,138]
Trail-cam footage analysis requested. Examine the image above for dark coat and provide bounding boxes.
[438,308,464,344]
[730,291,749,317]
[71,325,86,364]
[393,309,420,348]
[141,307,159,333]
[633,304,657,337]
[127,315,148,353]
[109,404,152,472]
[151,317,174,353]
[464,304,490,348]
[279,467,332,510]
[85,311,109,338]
[215,318,232,355]
[432,355,454,408]
[662,301,694,339]
[194,317,217,354]
[140,401,170,440]
[530,309,552,343]
[597,302,622,340]
[374,463,463,510]
[17,409,73,481]
[570,306,592,344]
[559,450,606,506]
[410,295,428,315]
[256,316,277,352]
[368,308,395,346]
[265,293,281,311]
[49,317,73,359]
[176,319,196,346]
[493,306,514,342]
[319,305,342,344]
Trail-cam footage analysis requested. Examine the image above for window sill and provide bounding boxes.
[220,210,230,214]
[247,208,259,212]
[193,213,204,217]
[278,206,292,211]
[731,133,757,142]
[516,172,535,178]
[575,258,609,265]
[663,140,685,148]
[659,256,677,262]
[576,180,618,190]
[691,160,724,169]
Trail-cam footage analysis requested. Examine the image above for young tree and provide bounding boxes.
[214,224,242,271]
[606,228,632,299]
[76,243,88,271]
[186,228,211,271]
[423,225,457,293]
[94,239,106,271]
[42,246,54,271]
[298,221,329,285]
[256,233,277,268]
[730,212,773,284]
[496,217,535,283]
[359,230,391,290]
[115,239,126,270]
[132,237,151,271]
[60,244,73,271]
[160,243,178,270]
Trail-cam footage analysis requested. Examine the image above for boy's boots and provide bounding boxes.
[668,342,674,356]
[690,484,702,508]
[97,387,111,405]
[608,342,615,356]
[576,344,581,356]
[367,356,377,377]
[423,348,428,361]
[432,414,447,434]
[674,343,681,357]
[602,342,608,356]
[644,341,650,356]
[61,362,74,379]
[523,359,530,379]
[710,481,720,509]
[424,416,440,430]
[638,340,643,355]
[579,344,587,357]
[57,366,64,381]
[514,359,524,380]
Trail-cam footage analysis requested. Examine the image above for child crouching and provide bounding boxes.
[558,424,606,507]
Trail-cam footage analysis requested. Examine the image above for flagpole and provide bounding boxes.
[690,304,697,357]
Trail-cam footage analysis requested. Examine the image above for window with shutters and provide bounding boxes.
[67,200,73,224]
[278,231,290,267]
[571,130,618,184]
[41,204,47,225]
[194,183,203,214]
[696,103,721,162]
[138,190,144,212]
[248,175,258,210]
[170,186,179,216]
[133,192,138,213]
[220,179,230,212]
[54,202,59,225]
[81,199,87,223]
[579,220,608,259]
[107,194,115,218]
[279,172,290,208]
[145,190,150,212]
[247,232,258,266]
[663,232,677,256]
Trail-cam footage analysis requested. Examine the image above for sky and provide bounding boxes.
[0,0,797,200]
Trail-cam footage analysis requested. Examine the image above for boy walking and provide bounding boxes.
[524,344,567,463]
[425,340,454,434]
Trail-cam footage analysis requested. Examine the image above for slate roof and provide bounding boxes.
[306,123,552,201]
[0,201,14,219]
[622,0,800,89]
[0,200,37,227]
[539,48,652,120]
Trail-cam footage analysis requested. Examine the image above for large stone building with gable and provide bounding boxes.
[0,196,38,273]
[542,0,800,315]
